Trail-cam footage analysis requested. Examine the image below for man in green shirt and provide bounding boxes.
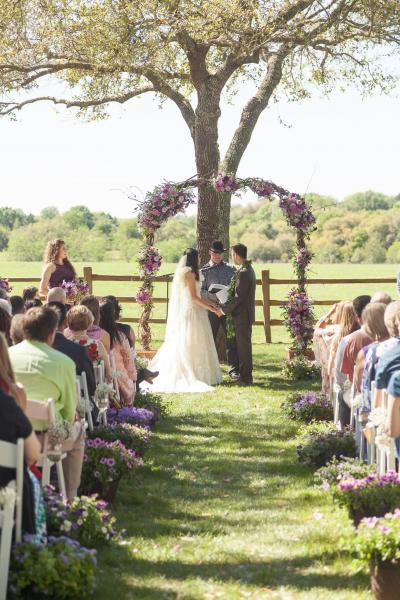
[9,306,83,498]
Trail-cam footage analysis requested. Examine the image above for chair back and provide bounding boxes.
[25,398,55,425]
[0,439,24,543]
[94,360,105,386]
[76,373,93,431]
[109,351,121,403]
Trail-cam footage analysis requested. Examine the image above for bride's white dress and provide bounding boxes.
[149,259,222,393]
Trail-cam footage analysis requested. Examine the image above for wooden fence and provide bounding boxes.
[7,267,397,344]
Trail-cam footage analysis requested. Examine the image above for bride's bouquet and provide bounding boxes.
[61,278,90,303]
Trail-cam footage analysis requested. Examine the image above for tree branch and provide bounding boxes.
[221,46,289,174]
[0,87,155,116]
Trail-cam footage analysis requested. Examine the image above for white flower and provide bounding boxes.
[63,520,72,531]
[102,527,108,534]
[77,518,83,525]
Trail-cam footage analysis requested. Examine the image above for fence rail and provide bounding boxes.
[7,268,397,343]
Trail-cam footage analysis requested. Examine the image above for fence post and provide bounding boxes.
[261,269,271,343]
[83,266,93,294]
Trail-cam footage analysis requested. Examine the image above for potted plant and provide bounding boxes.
[8,536,97,599]
[334,471,400,526]
[281,356,321,381]
[281,390,332,422]
[314,457,376,491]
[87,422,151,457]
[44,487,121,547]
[81,438,143,501]
[134,391,170,424]
[297,422,356,469]
[106,406,154,428]
[350,510,400,600]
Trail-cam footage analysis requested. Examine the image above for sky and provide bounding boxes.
[1,80,399,219]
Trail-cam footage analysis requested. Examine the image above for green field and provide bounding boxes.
[2,261,398,346]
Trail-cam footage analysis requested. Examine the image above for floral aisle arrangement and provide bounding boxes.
[60,278,89,304]
[334,471,400,526]
[0,276,12,293]
[281,391,332,422]
[282,290,315,354]
[8,536,97,600]
[44,487,120,547]
[132,172,316,352]
[281,355,321,381]
[350,510,400,599]
[297,422,357,469]
[80,438,143,501]
[314,457,375,491]
[107,406,154,428]
[134,391,170,423]
[87,422,151,457]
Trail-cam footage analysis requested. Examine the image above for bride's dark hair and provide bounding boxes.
[184,248,199,281]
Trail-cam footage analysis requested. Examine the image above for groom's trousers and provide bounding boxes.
[231,317,253,383]
[208,312,237,373]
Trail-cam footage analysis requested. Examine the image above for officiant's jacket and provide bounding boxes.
[200,261,235,302]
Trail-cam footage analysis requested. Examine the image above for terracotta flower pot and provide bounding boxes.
[286,348,315,360]
[90,478,121,503]
[370,561,400,600]
[137,350,157,360]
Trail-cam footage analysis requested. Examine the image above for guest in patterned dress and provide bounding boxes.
[99,298,137,406]
[39,239,76,298]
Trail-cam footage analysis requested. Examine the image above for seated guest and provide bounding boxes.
[0,303,12,345]
[48,301,95,397]
[103,295,136,348]
[102,295,158,386]
[354,303,390,418]
[313,301,346,394]
[22,286,39,304]
[374,301,400,407]
[386,370,400,454]
[371,291,392,305]
[0,387,41,537]
[64,305,111,381]
[10,295,25,316]
[46,287,67,305]
[99,298,136,405]
[10,314,25,346]
[0,332,27,410]
[340,295,372,384]
[9,307,82,499]
[25,299,43,310]
[79,295,110,353]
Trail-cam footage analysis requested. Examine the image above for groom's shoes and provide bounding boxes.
[229,371,240,381]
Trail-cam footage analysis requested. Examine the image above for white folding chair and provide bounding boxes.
[76,373,93,432]
[0,439,23,543]
[0,439,23,600]
[94,360,105,386]
[25,399,67,497]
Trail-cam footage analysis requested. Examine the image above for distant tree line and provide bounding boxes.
[1,190,400,264]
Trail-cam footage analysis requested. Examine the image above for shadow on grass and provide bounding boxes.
[105,553,368,595]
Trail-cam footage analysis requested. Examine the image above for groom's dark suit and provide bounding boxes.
[221,263,256,384]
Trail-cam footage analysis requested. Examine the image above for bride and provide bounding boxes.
[149,248,222,393]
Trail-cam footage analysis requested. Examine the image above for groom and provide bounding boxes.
[217,243,256,386]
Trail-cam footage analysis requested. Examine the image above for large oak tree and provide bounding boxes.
[0,0,399,261]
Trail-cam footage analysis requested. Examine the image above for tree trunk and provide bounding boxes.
[217,191,232,253]
[194,90,222,265]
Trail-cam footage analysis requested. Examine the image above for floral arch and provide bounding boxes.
[134,174,316,352]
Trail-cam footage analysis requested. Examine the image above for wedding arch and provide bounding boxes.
[134,174,316,352]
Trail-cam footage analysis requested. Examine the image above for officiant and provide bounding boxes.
[200,240,236,372]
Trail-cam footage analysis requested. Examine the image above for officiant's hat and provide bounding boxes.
[210,240,226,253]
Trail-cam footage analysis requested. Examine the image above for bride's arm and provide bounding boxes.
[185,272,217,312]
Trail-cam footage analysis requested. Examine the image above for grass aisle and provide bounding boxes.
[97,345,371,599]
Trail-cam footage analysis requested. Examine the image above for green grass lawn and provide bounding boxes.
[95,344,371,600]
[1,261,398,347]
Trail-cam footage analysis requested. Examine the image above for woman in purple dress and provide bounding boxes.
[39,239,76,298]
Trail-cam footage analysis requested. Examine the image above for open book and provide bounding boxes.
[208,283,228,304]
